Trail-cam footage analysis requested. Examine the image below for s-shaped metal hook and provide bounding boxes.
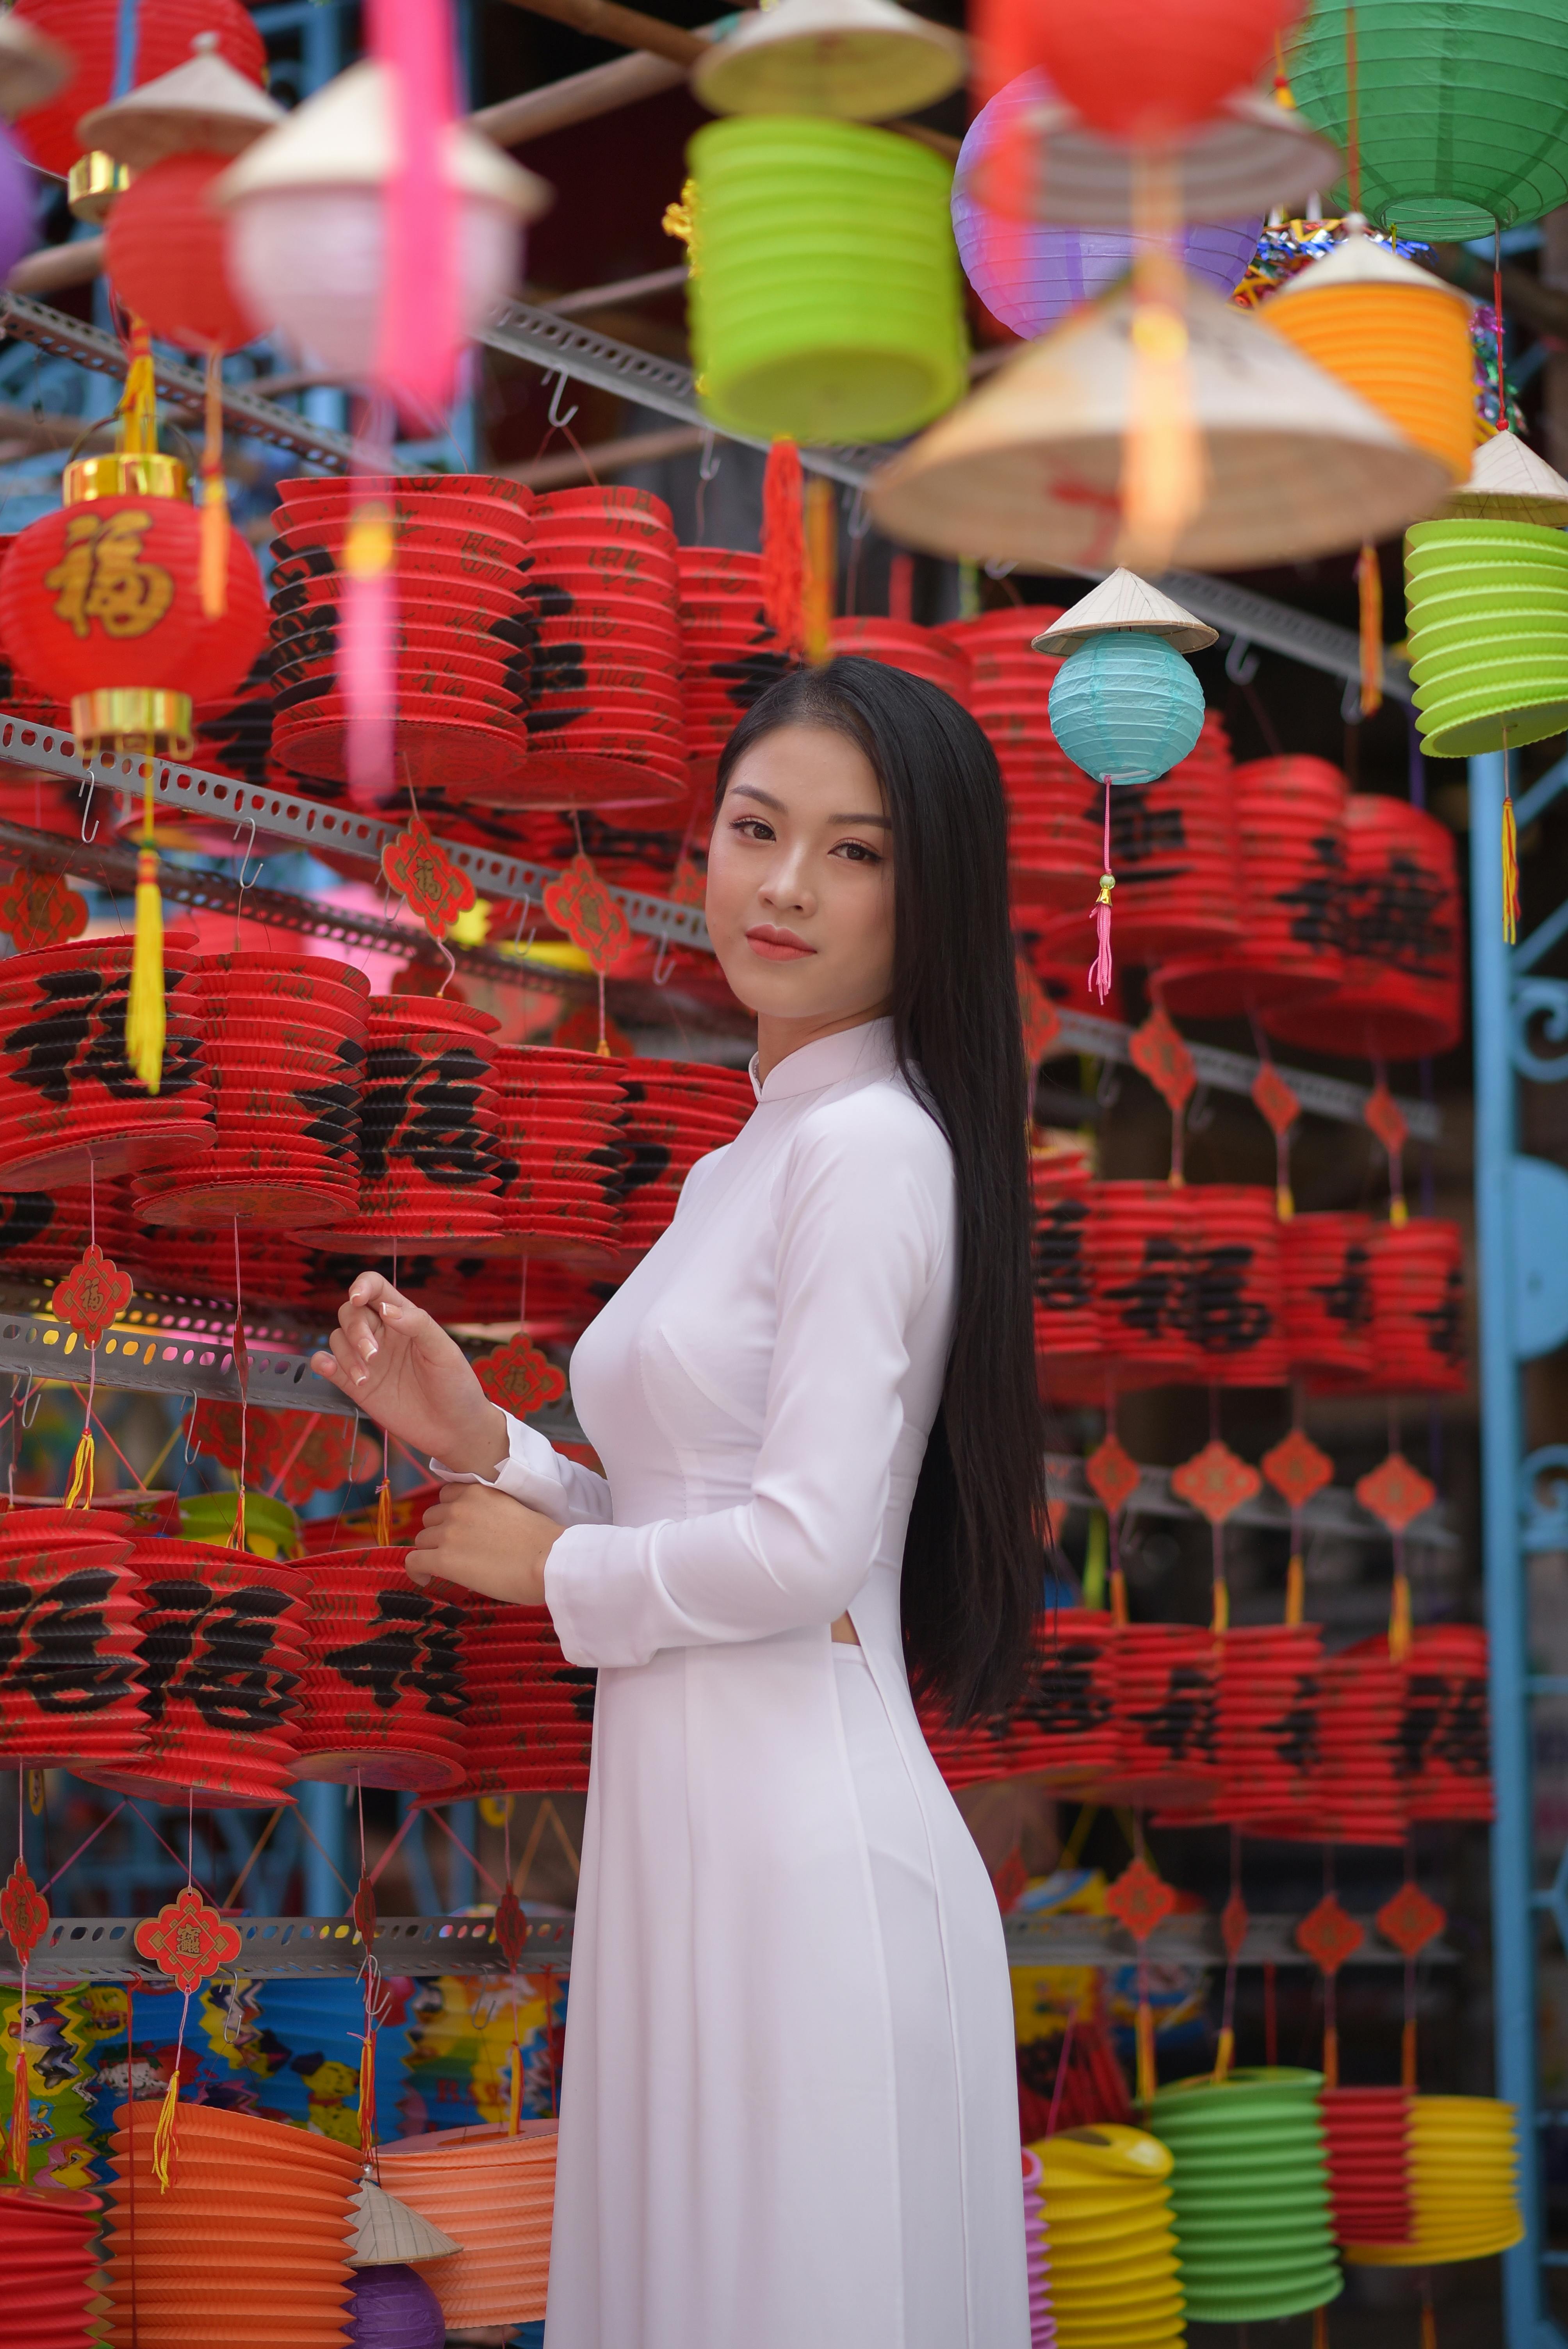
[78,770,99,843]
[545,371,579,432]
[1224,635,1261,686]
[233,818,260,890]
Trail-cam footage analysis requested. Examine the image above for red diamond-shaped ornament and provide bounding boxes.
[0,867,86,954]
[133,1886,242,1998]
[542,853,634,974]
[1017,953,1063,1070]
[1364,1081,1409,1158]
[1296,1893,1365,1976]
[0,1858,48,1965]
[1171,1440,1262,1526]
[1105,1855,1179,1944]
[1263,1426,1335,1512]
[494,1886,527,1972]
[1130,1004,1197,1115]
[1356,1451,1437,1535]
[1251,1060,1301,1138]
[1377,1880,1446,1959]
[1086,1433,1140,1518]
[51,1244,133,1347]
[1221,1889,1249,1962]
[352,1871,378,1948]
[381,818,478,941]
[474,1331,567,1420]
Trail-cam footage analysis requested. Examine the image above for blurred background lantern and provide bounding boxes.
[1001,0,1302,141]
[691,0,964,121]
[1404,516,1568,759]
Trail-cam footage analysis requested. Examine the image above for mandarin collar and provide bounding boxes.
[749,1017,896,1103]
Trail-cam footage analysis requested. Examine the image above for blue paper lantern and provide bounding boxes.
[347,2263,445,2349]
[1048,633,1206,784]
[952,72,1262,340]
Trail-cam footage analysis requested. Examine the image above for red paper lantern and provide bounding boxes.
[1183,1183,1288,1387]
[1281,1210,1375,1379]
[1401,1624,1491,1822]
[937,608,1100,915]
[11,0,266,178]
[105,151,262,353]
[1016,0,1299,139]
[1322,2088,1414,2247]
[829,615,970,702]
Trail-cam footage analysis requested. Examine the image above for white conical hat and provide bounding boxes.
[1442,428,1568,526]
[958,86,1339,228]
[691,0,964,121]
[867,270,1453,571]
[0,12,69,124]
[78,37,283,169]
[215,59,550,219]
[349,2177,462,2269]
[1270,224,1471,309]
[1032,570,1217,655]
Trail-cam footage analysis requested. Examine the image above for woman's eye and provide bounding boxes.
[733,816,774,841]
[835,839,882,863]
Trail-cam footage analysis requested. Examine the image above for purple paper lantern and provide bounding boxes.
[951,71,1262,340]
[0,125,36,285]
[347,2263,446,2349]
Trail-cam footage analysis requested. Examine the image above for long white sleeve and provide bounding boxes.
[431,1411,613,1526]
[543,1096,952,1669]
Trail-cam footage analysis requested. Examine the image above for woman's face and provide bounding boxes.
[705,723,895,1027]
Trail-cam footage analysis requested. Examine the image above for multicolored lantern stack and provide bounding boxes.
[617,1059,755,1262]
[1343,2096,1522,2269]
[290,1547,466,1795]
[131,952,367,1229]
[269,475,536,802]
[441,1593,595,1797]
[679,544,793,782]
[303,997,506,1253]
[0,1506,147,1773]
[828,615,970,702]
[492,1045,629,1266]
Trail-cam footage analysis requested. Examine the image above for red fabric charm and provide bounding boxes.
[1221,1888,1249,1961]
[542,853,634,974]
[1251,1060,1300,1137]
[352,1871,378,1948]
[1262,1426,1334,1512]
[1364,1081,1409,1158]
[0,867,86,953]
[51,1244,133,1346]
[1085,1433,1140,1517]
[1377,1880,1446,1959]
[0,1858,48,1965]
[495,1885,528,1972]
[668,858,706,909]
[1356,1451,1438,1534]
[1017,952,1063,1069]
[474,1331,567,1419]
[1105,1855,1178,1943]
[381,818,478,941]
[1171,1440,1262,1525]
[1130,1004,1197,1116]
[133,1886,243,1996]
[1296,1893,1365,1976]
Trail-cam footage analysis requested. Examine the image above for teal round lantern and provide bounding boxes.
[1288,1,1568,239]
[1048,632,1206,785]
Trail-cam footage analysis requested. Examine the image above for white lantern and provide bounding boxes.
[214,59,550,382]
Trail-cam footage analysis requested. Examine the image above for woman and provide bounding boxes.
[313,656,1042,2349]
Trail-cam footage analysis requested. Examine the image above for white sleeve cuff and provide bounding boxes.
[430,1411,613,1528]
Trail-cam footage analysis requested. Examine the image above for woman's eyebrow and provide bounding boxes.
[831,811,893,827]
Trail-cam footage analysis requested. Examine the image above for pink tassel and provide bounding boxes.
[367,0,460,426]
[1088,777,1115,1003]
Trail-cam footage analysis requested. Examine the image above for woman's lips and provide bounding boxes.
[745,926,816,961]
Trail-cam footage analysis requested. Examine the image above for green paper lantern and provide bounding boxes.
[1150,2067,1342,2326]
[1404,516,1568,757]
[1288,0,1568,238]
[686,116,967,443]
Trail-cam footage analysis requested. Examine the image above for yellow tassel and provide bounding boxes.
[1277,1180,1295,1220]
[1210,1578,1229,1634]
[1389,1191,1409,1229]
[1135,1996,1156,2105]
[7,2023,29,2181]
[64,1426,94,1510]
[1420,2299,1437,2349]
[127,845,165,1096]
[121,320,158,456]
[1356,542,1384,717]
[199,351,228,620]
[1503,788,1520,947]
[802,476,836,667]
[228,1486,247,1553]
[358,2029,376,2159]
[150,2064,180,2193]
[1285,1552,1305,1627]
[376,1478,393,1549]
[1213,2023,1234,2085]
[1389,1570,1413,1663]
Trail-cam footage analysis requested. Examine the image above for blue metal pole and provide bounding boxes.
[300,1780,347,1917]
[1471,749,1548,2349]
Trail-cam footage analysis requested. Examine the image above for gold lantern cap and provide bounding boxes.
[1441,428,1568,527]
[866,270,1453,572]
[62,453,189,504]
[214,58,551,221]
[691,0,965,123]
[958,86,1340,229]
[77,35,285,171]
[1032,570,1217,657]
[1269,222,1472,309]
[66,151,132,225]
[0,13,69,124]
[349,2176,462,2269]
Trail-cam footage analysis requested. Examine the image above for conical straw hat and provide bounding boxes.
[1443,429,1568,526]
[0,12,68,123]
[1270,225,1471,309]
[1033,569,1217,655]
[349,2177,462,2268]
[962,86,1340,227]
[78,36,283,166]
[691,0,964,121]
[866,270,1451,570]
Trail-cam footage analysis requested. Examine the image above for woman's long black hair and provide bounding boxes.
[716,654,1044,1723]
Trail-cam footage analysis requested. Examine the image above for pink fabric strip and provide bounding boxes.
[368,0,460,421]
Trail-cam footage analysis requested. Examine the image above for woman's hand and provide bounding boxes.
[310,1273,508,1475]
[406,1483,563,1605]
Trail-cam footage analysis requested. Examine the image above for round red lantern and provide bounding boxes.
[1017,0,1299,140]
[0,470,209,752]
[190,520,269,705]
[10,0,265,178]
[105,151,262,352]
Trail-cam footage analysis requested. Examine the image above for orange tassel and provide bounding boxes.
[760,441,805,656]
[150,2062,181,2193]
[1356,542,1383,716]
[376,1478,393,1549]
[63,1425,94,1510]
[1210,1577,1230,1634]
[1135,1995,1155,2104]
[802,476,837,667]
[1503,787,1520,946]
[1285,1551,1305,1626]
[1110,1566,1129,1629]
[1389,1570,1412,1663]
[358,2026,376,2158]
[227,1486,247,1553]
[199,349,228,620]
[1420,2297,1438,2349]
[1313,2306,1329,2349]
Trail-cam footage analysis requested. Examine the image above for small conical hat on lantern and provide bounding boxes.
[1032,570,1217,656]
[1441,428,1568,526]
[78,36,284,168]
[0,12,69,123]
[961,86,1340,227]
[867,271,1452,571]
[691,0,965,121]
[349,2176,463,2268]
[215,58,550,219]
